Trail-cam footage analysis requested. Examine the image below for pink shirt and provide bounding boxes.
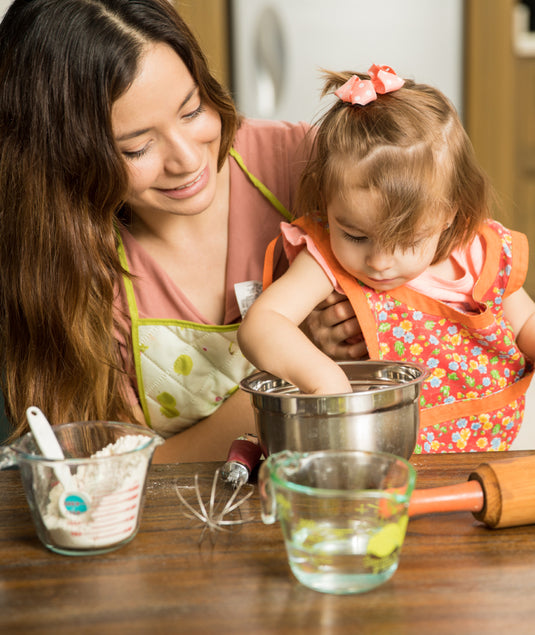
[116,119,311,405]
[118,119,310,325]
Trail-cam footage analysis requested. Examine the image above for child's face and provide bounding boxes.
[326,187,446,291]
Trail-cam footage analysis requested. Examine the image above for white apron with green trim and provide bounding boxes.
[118,147,292,438]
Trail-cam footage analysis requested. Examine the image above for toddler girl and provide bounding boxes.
[238,65,535,453]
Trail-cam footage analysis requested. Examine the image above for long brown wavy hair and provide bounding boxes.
[0,0,239,438]
[297,70,490,264]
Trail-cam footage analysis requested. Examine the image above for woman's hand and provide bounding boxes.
[301,291,367,361]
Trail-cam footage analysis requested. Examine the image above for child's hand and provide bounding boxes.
[303,366,354,396]
[301,292,367,361]
[309,382,353,395]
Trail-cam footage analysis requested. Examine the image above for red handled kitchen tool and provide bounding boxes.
[174,434,262,544]
[409,454,535,528]
[220,433,263,487]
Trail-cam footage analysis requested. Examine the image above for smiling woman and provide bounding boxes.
[0,0,346,460]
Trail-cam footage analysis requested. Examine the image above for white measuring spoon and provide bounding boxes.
[26,407,91,515]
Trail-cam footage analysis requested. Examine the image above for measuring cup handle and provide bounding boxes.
[0,446,16,471]
[258,460,277,524]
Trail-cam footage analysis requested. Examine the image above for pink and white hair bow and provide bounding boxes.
[334,64,405,106]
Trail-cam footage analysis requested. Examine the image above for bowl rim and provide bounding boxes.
[240,360,429,398]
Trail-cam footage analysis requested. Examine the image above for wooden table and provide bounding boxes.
[1,451,535,635]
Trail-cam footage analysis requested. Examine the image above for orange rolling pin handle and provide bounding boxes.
[407,455,535,529]
[408,480,484,517]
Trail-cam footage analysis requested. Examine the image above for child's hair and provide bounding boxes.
[297,69,490,263]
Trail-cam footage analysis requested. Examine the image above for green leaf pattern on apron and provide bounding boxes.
[174,354,193,376]
[156,392,180,419]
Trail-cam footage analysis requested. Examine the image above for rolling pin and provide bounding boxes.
[409,454,535,528]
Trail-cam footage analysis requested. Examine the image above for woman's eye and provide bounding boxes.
[123,145,149,160]
[184,102,205,120]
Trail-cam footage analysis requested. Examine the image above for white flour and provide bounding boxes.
[42,434,151,550]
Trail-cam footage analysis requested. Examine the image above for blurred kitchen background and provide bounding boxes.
[174,0,534,290]
[1,0,534,448]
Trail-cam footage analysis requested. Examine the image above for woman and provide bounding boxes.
[0,0,361,460]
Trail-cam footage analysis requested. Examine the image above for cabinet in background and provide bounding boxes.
[175,0,230,89]
[466,0,535,296]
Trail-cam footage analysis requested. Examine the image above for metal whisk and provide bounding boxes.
[174,434,262,545]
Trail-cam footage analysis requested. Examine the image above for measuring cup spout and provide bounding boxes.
[0,445,17,471]
[148,436,165,451]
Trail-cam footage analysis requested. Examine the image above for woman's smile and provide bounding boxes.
[157,166,210,199]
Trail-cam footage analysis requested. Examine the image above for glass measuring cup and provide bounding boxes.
[0,421,163,556]
[259,449,416,594]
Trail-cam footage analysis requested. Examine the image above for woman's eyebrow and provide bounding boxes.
[116,127,151,142]
[115,85,198,142]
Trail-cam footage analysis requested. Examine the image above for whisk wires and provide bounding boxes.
[174,468,254,545]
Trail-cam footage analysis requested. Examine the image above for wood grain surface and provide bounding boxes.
[1,451,535,634]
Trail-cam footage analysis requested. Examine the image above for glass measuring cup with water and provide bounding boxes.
[259,449,416,594]
[0,420,163,555]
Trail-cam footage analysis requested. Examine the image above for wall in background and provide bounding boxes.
[231,0,464,125]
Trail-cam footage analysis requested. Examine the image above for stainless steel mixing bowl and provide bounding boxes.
[239,360,428,459]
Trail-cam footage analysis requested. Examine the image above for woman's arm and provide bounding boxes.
[238,250,353,395]
[151,389,256,463]
[503,286,535,360]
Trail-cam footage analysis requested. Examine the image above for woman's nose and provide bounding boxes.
[163,131,199,173]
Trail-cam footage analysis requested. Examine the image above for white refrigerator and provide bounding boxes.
[231,0,464,124]
[0,0,11,20]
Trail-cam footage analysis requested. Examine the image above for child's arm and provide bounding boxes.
[502,287,535,360]
[238,250,353,394]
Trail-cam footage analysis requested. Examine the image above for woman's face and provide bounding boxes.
[112,43,222,220]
